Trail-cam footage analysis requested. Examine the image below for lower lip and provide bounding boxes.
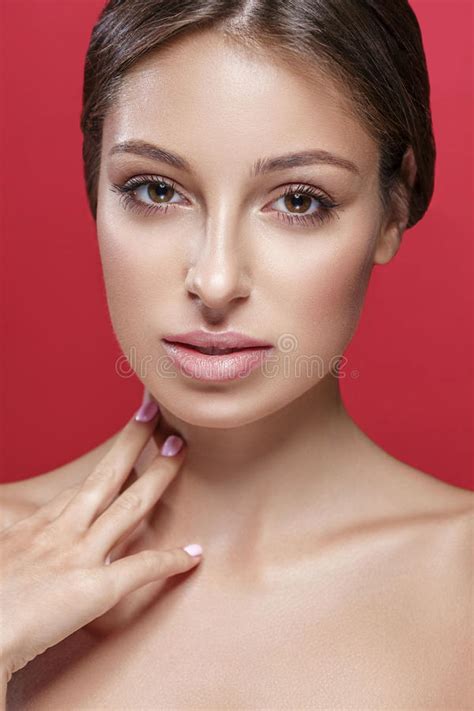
[161,341,274,381]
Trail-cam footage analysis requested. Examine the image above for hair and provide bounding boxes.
[80,0,436,229]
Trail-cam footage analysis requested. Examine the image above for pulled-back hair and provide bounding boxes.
[80,0,435,229]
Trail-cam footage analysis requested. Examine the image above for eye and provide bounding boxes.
[110,176,340,228]
[267,184,339,228]
[109,175,188,217]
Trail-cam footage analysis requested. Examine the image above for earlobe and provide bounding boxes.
[373,221,403,265]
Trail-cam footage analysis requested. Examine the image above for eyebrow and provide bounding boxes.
[108,139,360,177]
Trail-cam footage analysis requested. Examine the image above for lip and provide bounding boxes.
[161,340,275,382]
[162,329,273,350]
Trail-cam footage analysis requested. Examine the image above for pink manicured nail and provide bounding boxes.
[161,435,183,456]
[134,395,160,422]
[183,543,202,557]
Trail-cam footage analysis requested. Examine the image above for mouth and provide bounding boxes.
[162,340,270,356]
[160,339,274,382]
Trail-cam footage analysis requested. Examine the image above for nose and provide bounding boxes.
[184,219,252,311]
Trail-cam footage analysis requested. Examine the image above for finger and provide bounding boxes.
[103,544,203,604]
[12,485,82,534]
[84,438,186,557]
[61,402,161,530]
[27,485,82,525]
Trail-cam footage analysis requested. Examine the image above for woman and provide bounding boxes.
[1,0,472,708]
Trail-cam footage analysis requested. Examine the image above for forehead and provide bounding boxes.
[102,29,378,177]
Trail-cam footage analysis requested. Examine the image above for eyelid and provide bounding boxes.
[267,182,336,206]
[110,174,340,228]
[112,174,336,208]
[115,174,190,201]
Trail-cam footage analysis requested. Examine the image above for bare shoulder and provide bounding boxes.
[407,468,473,681]
[398,458,472,520]
[381,458,473,614]
[364,436,473,520]
[384,456,473,550]
[355,444,473,592]
[348,419,473,524]
[359,456,473,701]
[0,431,120,530]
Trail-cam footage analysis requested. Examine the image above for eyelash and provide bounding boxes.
[109,175,340,227]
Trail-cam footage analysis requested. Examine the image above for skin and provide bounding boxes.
[94,29,408,563]
[2,28,473,709]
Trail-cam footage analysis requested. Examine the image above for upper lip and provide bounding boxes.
[162,330,272,350]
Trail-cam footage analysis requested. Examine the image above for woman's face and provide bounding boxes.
[96,30,395,428]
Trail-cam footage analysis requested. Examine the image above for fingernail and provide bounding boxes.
[161,434,183,456]
[134,393,160,422]
[183,543,202,557]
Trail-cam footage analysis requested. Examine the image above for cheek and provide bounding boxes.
[290,238,374,359]
[97,228,174,352]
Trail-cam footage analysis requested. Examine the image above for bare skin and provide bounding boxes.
[2,402,473,710]
[2,27,473,710]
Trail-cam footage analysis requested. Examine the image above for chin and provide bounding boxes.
[146,376,318,430]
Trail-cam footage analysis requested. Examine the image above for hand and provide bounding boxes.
[0,400,202,682]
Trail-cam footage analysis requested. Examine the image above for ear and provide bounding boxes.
[373,146,417,265]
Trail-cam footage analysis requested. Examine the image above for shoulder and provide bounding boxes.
[361,459,473,699]
[410,482,473,698]
[380,461,473,626]
[389,481,473,704]
[0,431,120,530]
[381,458,473,557]
[347,419,472,524]
[368,442,473,522]
[353,448,473,599]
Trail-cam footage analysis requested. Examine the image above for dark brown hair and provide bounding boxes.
[80,0,436,229]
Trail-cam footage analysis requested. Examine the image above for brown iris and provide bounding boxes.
[284,192,312,213]
[147,181,174,203]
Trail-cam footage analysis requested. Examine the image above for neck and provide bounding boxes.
[133,374,380,573]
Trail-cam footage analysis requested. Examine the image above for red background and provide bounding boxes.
[1,0,472,489]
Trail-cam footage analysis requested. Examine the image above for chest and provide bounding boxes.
[7,558,467,710]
